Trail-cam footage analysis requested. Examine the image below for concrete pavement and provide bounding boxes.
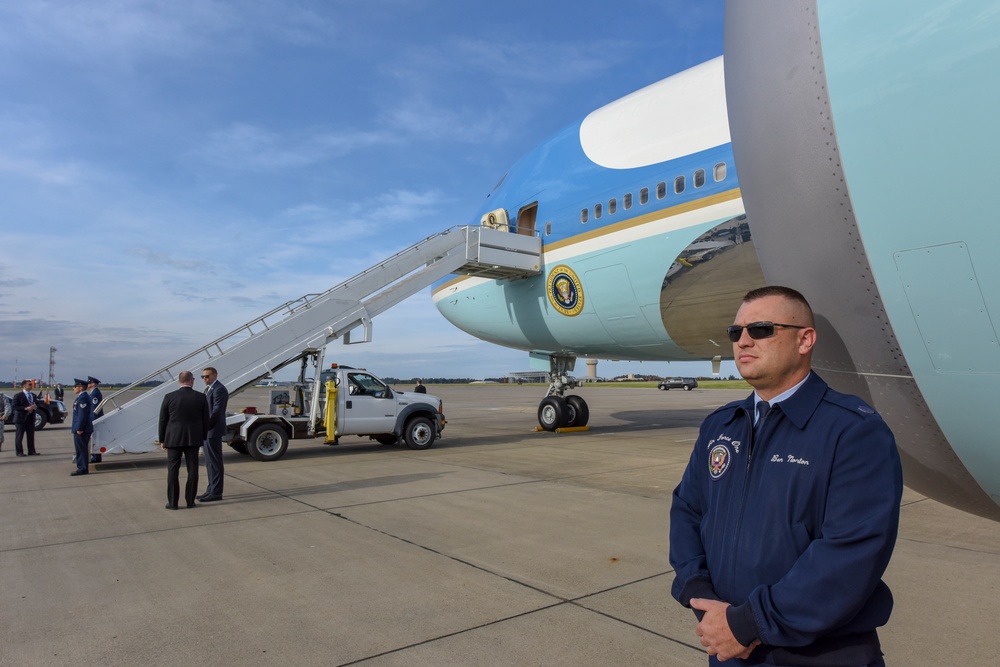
[2,385,998,665]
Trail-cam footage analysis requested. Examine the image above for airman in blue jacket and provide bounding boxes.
[71,378,94,476]
[670,286,902,666]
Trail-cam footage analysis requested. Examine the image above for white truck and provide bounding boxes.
[228,360,446,462]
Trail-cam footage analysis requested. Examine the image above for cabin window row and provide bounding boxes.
[579,162,727,224]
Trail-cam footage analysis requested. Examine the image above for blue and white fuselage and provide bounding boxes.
[433,57,758,361]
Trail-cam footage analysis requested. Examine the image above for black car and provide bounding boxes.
[2,393,68,430]
[657,377,698,391]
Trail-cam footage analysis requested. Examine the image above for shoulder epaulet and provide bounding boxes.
[822,387,882,420]
[706,399,745,420]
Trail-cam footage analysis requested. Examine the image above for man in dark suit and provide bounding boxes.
[158,370,210,510]
[70,378,94,476]
[12,380,39,457]
[198,366,229,502]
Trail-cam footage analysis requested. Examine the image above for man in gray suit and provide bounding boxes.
[198,366,229,502]
[158,370,210,510]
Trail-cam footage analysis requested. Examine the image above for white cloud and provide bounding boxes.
[0,0,341,66]
[194,123,398,171]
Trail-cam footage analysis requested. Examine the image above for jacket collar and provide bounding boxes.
[726,372,829,430]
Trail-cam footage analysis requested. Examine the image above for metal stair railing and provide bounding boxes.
[92,225,540,454]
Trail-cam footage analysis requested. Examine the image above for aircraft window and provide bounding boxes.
[656,182,667,199]
[674,175,685,194]
[608,198,617,215]
[545,221,552,235]
[714,162,727,181]
[639,187,649,205]
[594,202,603,219]
[694,169,706,188]
[623,193,632,210]
[581,208,589,223]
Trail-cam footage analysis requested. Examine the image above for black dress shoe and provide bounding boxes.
[198,495,223,502]
[165,503,179,510]
[16,453,26,457]
[70,470,88,476]
[28,452,39,456]
[186,503,197,509]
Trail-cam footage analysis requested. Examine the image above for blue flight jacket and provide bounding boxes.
[90,387,104,418]
[73,391,93,434]
[669,372,903,666]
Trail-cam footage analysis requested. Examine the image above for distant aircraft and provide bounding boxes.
[434,1,1000,523]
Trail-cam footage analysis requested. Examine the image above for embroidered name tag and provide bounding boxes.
[769,454,810,465]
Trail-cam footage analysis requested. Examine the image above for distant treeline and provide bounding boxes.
[384,378,511,385]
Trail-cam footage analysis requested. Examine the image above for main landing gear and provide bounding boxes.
[535,355,590,431]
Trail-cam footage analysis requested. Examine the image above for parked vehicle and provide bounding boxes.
[226,363,445,461]
[657,377,698,391]
[2,393,67,430]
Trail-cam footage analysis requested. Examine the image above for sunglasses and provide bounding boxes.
[201,374,213,379]
[727,321,806,342]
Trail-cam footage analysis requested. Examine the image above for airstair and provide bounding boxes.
[92,225,541,454]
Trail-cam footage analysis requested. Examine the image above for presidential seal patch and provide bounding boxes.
[546,265,584,317]
[709,443,732,480]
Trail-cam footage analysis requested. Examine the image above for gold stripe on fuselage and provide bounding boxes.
[432,187,742,296]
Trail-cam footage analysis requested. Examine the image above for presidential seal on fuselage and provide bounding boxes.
[546,265,584,317]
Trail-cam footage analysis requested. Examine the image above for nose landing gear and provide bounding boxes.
[535,355,590,431]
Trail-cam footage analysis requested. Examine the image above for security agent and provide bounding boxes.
[70,379,94,476]
[669,286,903,666]
[87,376,104,463]
[198,367,229,502]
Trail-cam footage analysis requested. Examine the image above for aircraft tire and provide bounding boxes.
[538,396,567,431]
[403,416,436,450]
[246,424,289,461]
[566,395,589,427]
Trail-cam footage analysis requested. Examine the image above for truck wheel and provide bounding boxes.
[403,416,435,450]
[246,425,289,461]
[684,385,693,391]
[229,442,249,455]
[538,396,567,431]
[565,395,589,427]
[34,410,49,430]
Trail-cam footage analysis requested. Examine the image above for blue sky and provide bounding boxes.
[0,0,731,385]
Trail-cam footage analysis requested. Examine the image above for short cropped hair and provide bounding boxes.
[203,367,218,376]
[743,285,814,326]
[178,370,195,383]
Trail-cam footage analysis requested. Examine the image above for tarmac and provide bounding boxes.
[2,384,998,666]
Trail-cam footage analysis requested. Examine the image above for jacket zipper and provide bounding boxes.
[728,409,756,589]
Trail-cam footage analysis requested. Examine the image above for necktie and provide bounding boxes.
[755,401,770,432]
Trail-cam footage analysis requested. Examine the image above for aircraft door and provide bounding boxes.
[585,264,660,345]
[515,203,537,236]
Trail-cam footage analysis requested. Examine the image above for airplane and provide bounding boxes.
[432,1,1000,523]
[432,56,758,428]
